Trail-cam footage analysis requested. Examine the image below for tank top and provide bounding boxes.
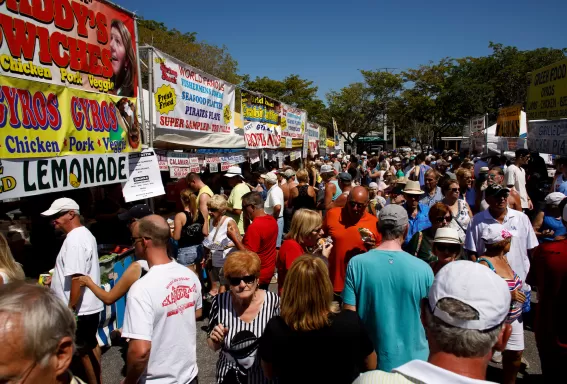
[204,216,235,268]
[330,180,342,201]
[178,210,205,248]
[292,185,316,211]
[541,215,567,241]
[476,258,522,323]
[0,270,9,284]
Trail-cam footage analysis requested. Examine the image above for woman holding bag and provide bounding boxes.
[203,194,240,299]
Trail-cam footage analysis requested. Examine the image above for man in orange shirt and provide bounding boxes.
[323,186,380,300]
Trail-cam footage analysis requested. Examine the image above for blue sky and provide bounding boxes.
[116,0,567,100]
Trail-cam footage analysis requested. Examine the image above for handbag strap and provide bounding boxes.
[212,216,227,243]
[451,201,467,233]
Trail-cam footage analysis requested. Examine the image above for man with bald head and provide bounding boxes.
[323,186,381,301]
[122,215,202,384]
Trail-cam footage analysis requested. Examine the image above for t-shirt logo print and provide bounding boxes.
[162,283,197,317]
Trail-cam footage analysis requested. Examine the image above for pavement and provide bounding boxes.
[101,285,545,384]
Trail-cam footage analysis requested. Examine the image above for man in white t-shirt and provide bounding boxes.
[505,148,532,211]
[353,261,512,384]
[263,172,284,248]
[41,198,104,384]
[122,215,202,384]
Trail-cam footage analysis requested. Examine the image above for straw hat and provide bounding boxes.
[402,180,424,195]
[433,228,462,245]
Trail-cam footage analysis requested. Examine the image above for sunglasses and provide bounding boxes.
[349,201,367,209]
[449,188,459,193]
[209,208,219,213]
[229,275,256,286]
[435,243,461,253]
[54,210,70,219]
[435,215,452,223]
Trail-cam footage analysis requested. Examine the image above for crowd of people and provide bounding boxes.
[1,146,566,384]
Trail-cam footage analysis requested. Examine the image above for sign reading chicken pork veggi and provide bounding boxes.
[0,0,140,159]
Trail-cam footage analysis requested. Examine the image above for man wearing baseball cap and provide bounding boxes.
[344,204,433,372]
[318,164,342,213]
[465,184,538,285]
[330,172,353,209]
[224,166,250,234]
[354,261,512,383]
[41,198,103,383]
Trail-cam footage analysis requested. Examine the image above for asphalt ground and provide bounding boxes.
[101,284,544,384]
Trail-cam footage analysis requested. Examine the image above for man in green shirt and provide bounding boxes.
[224,166,250,234]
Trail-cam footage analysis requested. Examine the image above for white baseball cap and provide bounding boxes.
[264,172,278,184]
[362,151,368,155]
[545,192,565,206]
[224,166,243,178]
[481,223,515,245]
[368,182,378,189]
[41,198,80,216]
[429,260,510,330]
[320,164,334,173]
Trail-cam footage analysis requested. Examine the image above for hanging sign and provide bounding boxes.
[243,121,281,149]
[0,153,129,200]
[527,59,567,120]
[470,116,485,152]
[155,150,169,171]
[496,106,522,137]
[221,162,231,171]
[527,120,567,155]
[152,48,235,135]
[209,163,219,173]
[241,90,280,125]
[122,149,165,202]
[167,152,191,167]
[281,104,306,138]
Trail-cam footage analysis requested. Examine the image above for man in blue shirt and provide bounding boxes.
[402,180,431,245]
[343,204,433,372]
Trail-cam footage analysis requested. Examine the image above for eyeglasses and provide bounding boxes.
[449,188,459,193]
[209,208,219,213]
[131,236,151,244]
[435,215,452,223]
[54,211,70,219]
[348,201,367,209]
[488,174,498,179]
[228,275,256,286]
[435,243,461,253]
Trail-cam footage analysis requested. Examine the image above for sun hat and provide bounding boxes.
[402,180,424,195]
[224,166,243,178]
[118,204,153,221]
[379,204,409,227]
[41,198,80,216]
[484,184,510,198]
[481,223,515,245]
[263,172,278,184]
[545,192,565,206]
[433,228,462,245]
[368,182,378,189]
[429,260,511,330]
[480,167,489,173]
[320,164,334,173]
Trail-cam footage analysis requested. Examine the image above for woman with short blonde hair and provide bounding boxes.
[207,251,279,383]
[289,169,317,212]
[0,233,25,284]
[259,255,376,383]
[173,188,204,270]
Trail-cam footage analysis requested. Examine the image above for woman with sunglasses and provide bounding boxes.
[203,194,241,299]
[207,251,280,384]
[277,209,333,294]
[405,202,452,263]
[259,255,376,383]
[173,189,204,272]
[456,168,477,213]
[441,179,473,243]
[429,227,463,275]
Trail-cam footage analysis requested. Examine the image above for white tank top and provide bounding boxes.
[204,217,235,268]
[0,270,9,284]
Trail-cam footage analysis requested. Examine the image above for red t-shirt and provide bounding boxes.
[531,239,567,350]
[277,239,305,294]
[243,215,278,285]
[323,207,381,292]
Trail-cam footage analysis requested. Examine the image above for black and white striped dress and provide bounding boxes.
[207,290,280,384]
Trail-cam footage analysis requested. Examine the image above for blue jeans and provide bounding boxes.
[276,216,284,248]
[177,244,204,266]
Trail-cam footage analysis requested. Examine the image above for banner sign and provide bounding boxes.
[307,122,320,155]
[241,90,281,125]
[496,105,522,137]
[0,153,128,200]
[220,154,245,164]
[527,120,567,155]
[122,150,165,202]
[221,162,231,171]
[332,117,340,144]
[243,121,281,149]
[0,0,137,97]
[319,126,327,148]
[169,166,199,179]
[527,59,567,120]
[209,163,218,173]
[0,76,142,159]
[470,116,485,152]
[153,49,235,135]
[281,104,306,138]
[155,150,169,171]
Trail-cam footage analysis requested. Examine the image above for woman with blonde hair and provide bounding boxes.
[277,209,332,294]
[173,188,204,270]
[259,255,376,383]
[0,233,25,284]
[203,194,241,299]
[288,169,317,213]
[207,250,279,383]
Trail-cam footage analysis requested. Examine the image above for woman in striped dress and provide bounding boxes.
[477,224,527,384]
[207,251,279,384]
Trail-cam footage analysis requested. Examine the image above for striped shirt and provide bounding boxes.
[505,273,523,323]
[207,291,280,383]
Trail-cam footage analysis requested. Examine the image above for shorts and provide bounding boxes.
[276,217,284,248]
[505,317,524,351]
[76,312,101,351]
[210,266,229,286]
[177,244,204,266]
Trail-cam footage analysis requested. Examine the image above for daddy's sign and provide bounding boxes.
[0,153,128,200]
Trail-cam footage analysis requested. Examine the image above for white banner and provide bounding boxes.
[209,163,218,173]
[244,122,281,149]
[0,153,129,200]
[281,104,307,138]
[527,120,567,155]
[169,165,200,179]
[153,48,235,135]
[470,116,485,152]
[166,152,200,168]
[122,150,165,202]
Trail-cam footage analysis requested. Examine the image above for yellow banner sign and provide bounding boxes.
[0,77,141,159]
[279,138,303,148]
[496,105,522,137]
[527,59,567,120]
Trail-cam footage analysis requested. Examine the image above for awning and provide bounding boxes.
[357,136,386,143]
